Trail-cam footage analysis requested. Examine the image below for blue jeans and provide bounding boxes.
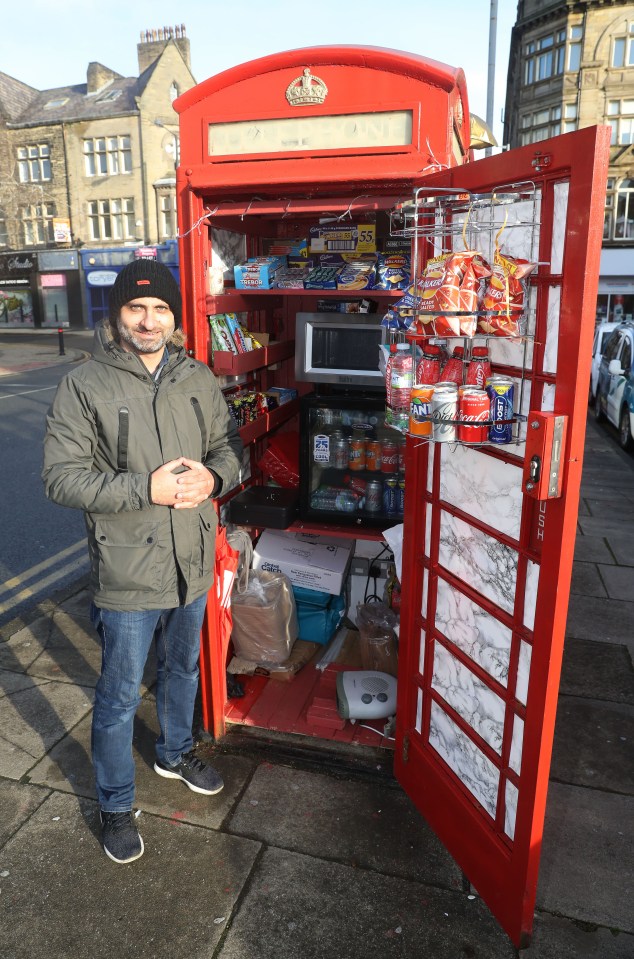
[90,595,208,812]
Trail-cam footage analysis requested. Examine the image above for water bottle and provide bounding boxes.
[386,343,413,432]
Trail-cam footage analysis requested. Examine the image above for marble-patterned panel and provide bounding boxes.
[418,629,427,675]
[439,511,519,614]
[432,643,506,753]
[211,229,247,279]
[427,443,435,493]
[505,779,518,841]
[542,383,556,411]
[524,560,540,631]
[439,445,523,539]
[509,713,524,775]
[425,502,432,557]
[516,639,532,706]
[435,578,512,686]
[543,285,561,375]
[429,700,499,820]
[550,181,569,275]
[421,570,429,621]
[416,687,424,734]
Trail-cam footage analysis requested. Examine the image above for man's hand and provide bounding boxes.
[173,458,215,509]
[149,457,188,506]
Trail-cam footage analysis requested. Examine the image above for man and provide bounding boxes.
[43,259,242,864]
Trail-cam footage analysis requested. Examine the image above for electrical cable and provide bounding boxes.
[358,723,395,741]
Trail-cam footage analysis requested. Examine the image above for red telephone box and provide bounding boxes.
[174,47,609,947]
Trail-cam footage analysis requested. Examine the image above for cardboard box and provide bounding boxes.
[253,530,354,596]
[234,256,287,289]
[309,221,376,254]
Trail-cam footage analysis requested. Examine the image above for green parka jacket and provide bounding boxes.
[42,321,243,612]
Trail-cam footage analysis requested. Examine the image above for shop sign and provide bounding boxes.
[0,252,37,279]
[87,270,118,287]
[39,250,78,270]
[53,218,72,244]
[134,246,158,259]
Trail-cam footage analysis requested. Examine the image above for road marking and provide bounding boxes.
[0,554,89,616]
[0,386,58,401]
[0,539,87,598]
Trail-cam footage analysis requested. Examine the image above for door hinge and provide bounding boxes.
[402,733,410,764]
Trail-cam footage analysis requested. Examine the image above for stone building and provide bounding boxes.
[504,0,634,322]
[0,26,195,328]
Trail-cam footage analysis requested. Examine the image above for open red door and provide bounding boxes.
[394,125,610,947]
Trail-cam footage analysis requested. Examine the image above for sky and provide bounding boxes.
[0,0,517,145]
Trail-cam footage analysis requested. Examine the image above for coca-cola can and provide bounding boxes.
[381,440,399,473]
[431,384,458,442]
[332,436,350,469]
[458,388,490,443]
[365,479,383,512]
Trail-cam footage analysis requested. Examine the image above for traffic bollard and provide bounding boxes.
[58,327,65,356]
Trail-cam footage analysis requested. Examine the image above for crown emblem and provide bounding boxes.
[285,68,328,107]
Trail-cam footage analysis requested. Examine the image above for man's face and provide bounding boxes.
[116,297,175,356]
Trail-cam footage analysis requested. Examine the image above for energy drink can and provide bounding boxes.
[383,477,398,515]
[487,377,515,444]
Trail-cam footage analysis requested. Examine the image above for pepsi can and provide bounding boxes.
[486,377,515,444]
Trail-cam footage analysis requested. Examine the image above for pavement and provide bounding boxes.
[0,330,85,376]
[0,343,632,959]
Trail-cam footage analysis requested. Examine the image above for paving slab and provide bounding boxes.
[550,697,634,792]
[217,845,514,959]
[583,496,634,517]
[227,762,462,889]
[0,668,47,698]
[598,564,634,600]
[565,594,634,657]
[29,694,257,828]
[601,529,634,567]
[0,679,93,780]
[570,561,607,598]
[521,913,634,958]
[0,791,261,959]
[537,783,634,932]
[576,513,633,536]
[559,638,634,704]
[573,533,615,565]
[0,780,50,848]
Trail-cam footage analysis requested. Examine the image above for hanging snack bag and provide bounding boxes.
[395,251,490,337]
[376,252,411,291]
[478,249,537,336]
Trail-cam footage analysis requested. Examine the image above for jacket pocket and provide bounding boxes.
[94,519,160,593]
[198,511,216,579]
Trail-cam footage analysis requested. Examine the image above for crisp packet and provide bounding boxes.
[478,250,537,336]
[393,251,490,336]
[375,252,411,291]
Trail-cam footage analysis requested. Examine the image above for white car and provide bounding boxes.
[589,321,622,404]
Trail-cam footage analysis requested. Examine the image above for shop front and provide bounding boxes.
[37,250,83,329]
[596,247,634,322]
[0,252,37,327]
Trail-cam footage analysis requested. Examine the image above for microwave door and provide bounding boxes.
[295,313,385,388]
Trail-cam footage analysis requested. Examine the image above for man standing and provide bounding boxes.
[43,259,242,864]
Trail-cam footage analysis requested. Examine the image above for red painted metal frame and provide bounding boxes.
[394,125,610,947]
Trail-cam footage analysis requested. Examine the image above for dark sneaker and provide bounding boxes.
[100,810,144,864]
[154,750,224,795]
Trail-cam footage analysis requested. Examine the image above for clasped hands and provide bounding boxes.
[150,457,215,509]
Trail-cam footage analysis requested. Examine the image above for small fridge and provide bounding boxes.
[299,393,405,528]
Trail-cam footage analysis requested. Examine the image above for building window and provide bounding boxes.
[169,82,179,102]
[83,136,132,177]
[568,24,583,72]
[612,24,634,68]
[607,99,634,145]
[159,193,177,238]
[519,106,562,145]
[523,29,566,85]
[0,210,7,246]
[88,198,135,241]
[17,144,51,183]
[604,178,634,240]
[21,202,56,245]
[96,89,122,103]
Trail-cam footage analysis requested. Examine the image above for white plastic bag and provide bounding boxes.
[231,569,298,664]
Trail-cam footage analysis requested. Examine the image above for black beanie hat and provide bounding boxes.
[108,259,182,327]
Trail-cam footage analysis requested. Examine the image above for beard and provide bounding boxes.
[116,317,175,354]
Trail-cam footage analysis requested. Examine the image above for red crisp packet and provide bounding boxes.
[479,250,537,336]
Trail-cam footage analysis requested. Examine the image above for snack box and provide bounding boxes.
[265,386,298,406]
[234,255,287,289]
[253,530,354,596]
[309,221,376,254]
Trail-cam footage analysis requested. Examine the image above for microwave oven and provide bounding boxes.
[294,312,385,389]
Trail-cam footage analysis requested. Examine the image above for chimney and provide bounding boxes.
[87,62,121,94]
[137,23,191,74]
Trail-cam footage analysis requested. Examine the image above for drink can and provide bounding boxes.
[381,440,399,473]
[383,477,398,514]
[486,377,515,444]
[397,475,406,515]
[349,435,366,470]
[366,439,382,472]
[397,438,407,472]
[431,384,458,442]
[458,388,490,443]
[409,384,434,437]
[332,436,350,470]
[365,479,383,512]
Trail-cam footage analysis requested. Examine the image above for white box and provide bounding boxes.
[253,530,354,596]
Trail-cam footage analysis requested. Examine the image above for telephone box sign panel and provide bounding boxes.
[208,110,413,156]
